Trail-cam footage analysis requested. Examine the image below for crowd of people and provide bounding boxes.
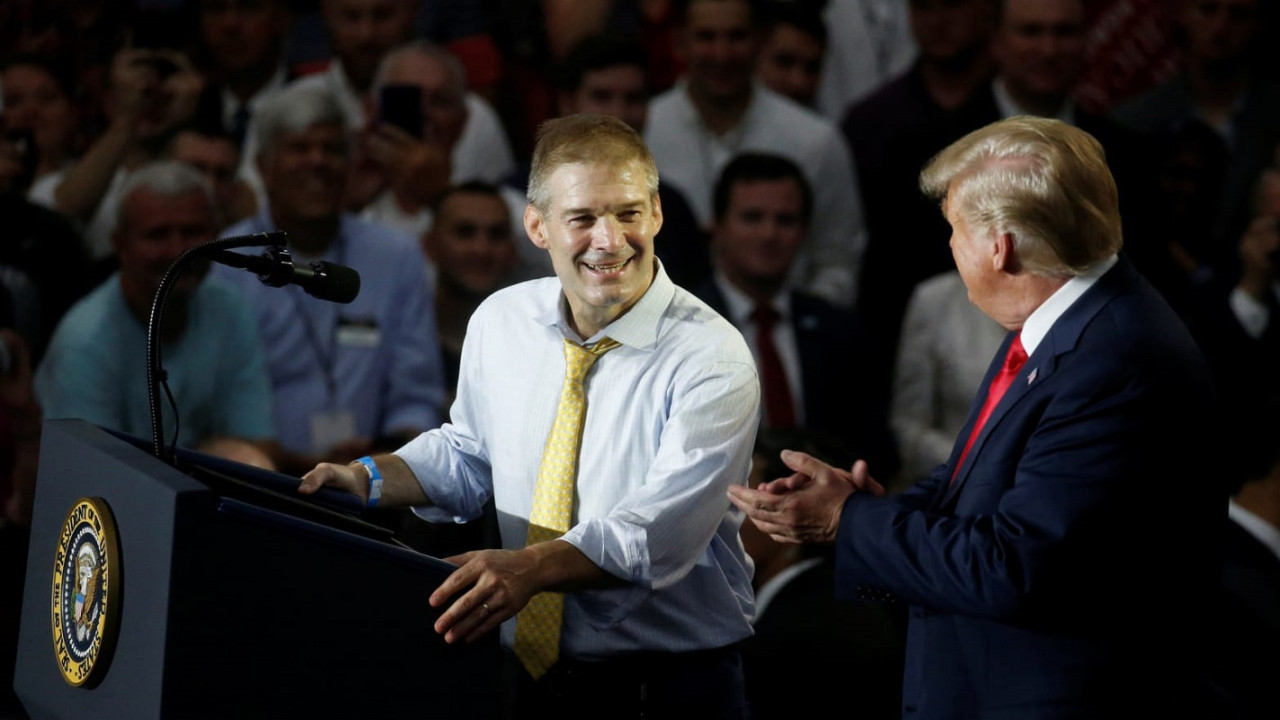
[2,1,1279,718]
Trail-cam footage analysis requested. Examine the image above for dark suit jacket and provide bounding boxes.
[844,75,1171,403]
[693,280,897,474]
[834,259,1224,718]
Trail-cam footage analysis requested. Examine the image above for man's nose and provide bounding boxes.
[592,216,626,251]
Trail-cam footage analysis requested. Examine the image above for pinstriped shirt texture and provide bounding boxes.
[397,263,761,660]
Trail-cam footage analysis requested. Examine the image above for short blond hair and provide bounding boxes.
[527,114,659,214]
[919,116,1122,277]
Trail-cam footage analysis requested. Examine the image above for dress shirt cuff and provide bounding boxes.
[1229,286,1270,339]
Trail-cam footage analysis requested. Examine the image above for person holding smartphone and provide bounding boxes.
[26,43,204,262]
[349,42,466,239]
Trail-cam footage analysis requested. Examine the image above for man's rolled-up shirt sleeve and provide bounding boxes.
[396,421,494,524]
[561,358,759,622]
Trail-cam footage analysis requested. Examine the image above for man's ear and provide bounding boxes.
[993,231,1020,273]
[524,204,549,249]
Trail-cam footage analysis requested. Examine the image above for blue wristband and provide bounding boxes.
[355,456,383,507]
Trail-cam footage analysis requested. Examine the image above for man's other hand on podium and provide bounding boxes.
[299,454,429,508]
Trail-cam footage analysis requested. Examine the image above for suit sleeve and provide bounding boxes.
[834,338,1195,621]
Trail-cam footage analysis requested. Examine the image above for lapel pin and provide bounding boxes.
[1027,368,1038,385]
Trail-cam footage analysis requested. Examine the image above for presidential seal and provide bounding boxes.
[51,497,121,687]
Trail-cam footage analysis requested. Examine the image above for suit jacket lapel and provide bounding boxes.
[936,259,1136,508]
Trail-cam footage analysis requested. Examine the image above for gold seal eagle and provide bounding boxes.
[51,497,121,687]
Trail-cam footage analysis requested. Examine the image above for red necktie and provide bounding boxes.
[951,333,1027,483]
[751,304,796,428]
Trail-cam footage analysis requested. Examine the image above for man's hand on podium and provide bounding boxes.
[298,454,429,507]
[298,462,369,503]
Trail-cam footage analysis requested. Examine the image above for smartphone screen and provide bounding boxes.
[379,85,424,139]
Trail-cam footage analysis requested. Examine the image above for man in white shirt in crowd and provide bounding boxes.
[196,0,293,205]
[217,82,445,475]
[354,41,530,269]
[646,0,866,308]
[292,0,515,197]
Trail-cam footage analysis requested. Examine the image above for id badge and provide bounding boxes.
[310,409,357,454]
[336,321,381,348]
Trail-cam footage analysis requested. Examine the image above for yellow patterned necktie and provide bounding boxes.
[513,336,622,680]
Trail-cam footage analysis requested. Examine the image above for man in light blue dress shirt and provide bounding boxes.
[215,81,446,476]
[301,114,760,718]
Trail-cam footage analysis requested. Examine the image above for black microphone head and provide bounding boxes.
[306,261,361,303]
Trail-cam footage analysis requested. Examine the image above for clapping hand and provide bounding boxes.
[728,450,884,544]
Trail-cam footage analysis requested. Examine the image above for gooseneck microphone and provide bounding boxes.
[147,230,362,463]
[210,246,361,304]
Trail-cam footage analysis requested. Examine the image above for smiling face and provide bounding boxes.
[1,63,78,169]
[993,0,1085,109]
[713,177,807,294]
[681,0,758,105]
[755,23,824,106]
[321,0,416,90]
[258,122,348,226]
[562,64,650,132]
[426,190,515,298]
[525,159,662,339]
[115,188,216,314]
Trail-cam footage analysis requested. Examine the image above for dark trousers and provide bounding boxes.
[502,644,748,720]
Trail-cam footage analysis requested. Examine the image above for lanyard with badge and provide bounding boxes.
[285,236,380,453]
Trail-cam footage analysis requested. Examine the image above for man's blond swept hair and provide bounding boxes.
[527,114,659,214]
[919,116,1123,277]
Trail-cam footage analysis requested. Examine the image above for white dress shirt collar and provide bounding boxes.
[713,270,790,327]
[534,260,677,350]
[1020,255,1117,356]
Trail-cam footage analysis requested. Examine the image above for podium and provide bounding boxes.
[14,420,500,719]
